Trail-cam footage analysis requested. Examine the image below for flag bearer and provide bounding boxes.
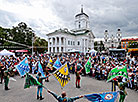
[47,89,83,102]
[118,79,128,102]
[36,72,49,100]
[75,61,83,88]
[4,69,10,90]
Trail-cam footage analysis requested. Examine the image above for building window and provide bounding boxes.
[68,40,70,45]
[71,41,72,45]
[73,41,75,45]
[78,41,80,45]
[79,22,80,28]
[123,44,125,48]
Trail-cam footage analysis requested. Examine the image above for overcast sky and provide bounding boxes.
[0,0,138,40]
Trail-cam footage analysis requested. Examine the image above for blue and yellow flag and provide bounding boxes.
[53,57,62,69]
[47,58,53,70]
[16,57,30,76]
[53,63,70,88]
[84,91,119,102]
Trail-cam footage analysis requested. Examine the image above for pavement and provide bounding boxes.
[0,74,138,102]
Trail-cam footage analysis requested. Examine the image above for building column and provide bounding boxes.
[51,37,53,53]
[84,39,85,53]
[59,37,61,52]
[55,37,57,53]
[48,38,50,53]
[86,39,88,51]
[64,38,66,52]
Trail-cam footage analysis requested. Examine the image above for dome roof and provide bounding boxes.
[75,6,89,18]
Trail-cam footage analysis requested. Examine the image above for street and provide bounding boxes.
[0,74,138,102]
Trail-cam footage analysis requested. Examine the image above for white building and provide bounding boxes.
[104,29,122,49]
[47,7,95,53]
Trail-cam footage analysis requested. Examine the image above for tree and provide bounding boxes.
[11,22,35,46]
[33,37,48,53]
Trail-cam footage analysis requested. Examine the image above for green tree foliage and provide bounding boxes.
[11,22,34,46]
[33,37,48,53]
[0,22,48,53]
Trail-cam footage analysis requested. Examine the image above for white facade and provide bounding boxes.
[47,7,95,53]
[104,29,122,49]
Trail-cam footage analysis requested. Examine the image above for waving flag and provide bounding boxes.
[84,91,119,102]
[85,57,92,74]
[53,57,62,69]
[38,61,45,77]
[107,65,128,82]
[53,63,70,88]
[47,58,53,70]
[16,57,30,76]
[24,73,41,89]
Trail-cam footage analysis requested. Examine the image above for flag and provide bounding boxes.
[53,63,70,88]
[53,57,62,69]
[47,58,53,70]
[107,65,128,82]
[16,57,30,76]
[84,91,119,102]
[24,73,41,89]
[38,61,45,77]
[85,57,92,74]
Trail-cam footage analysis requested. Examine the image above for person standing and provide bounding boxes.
[36,72,49,100]
[0,63,5,84]
[4,69,10,90]
[118,80,128,102]
[75,61,83,88]
[47,89,83,102]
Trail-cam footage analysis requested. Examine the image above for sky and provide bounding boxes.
[0,0,138,40]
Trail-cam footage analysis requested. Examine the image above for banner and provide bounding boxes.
[47,58,53,70]
[53,57,62,69]
[107,65,128,82]
[53,63,70,88]
[85,57,92,74]
[38,61,45,77]
[24,73,41,89]
[16,57,30,76]
[84,91,119,102]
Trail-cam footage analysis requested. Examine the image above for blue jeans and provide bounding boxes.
[37,86,43,96]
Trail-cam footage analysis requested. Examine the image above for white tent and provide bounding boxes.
[68,49,81,53]
[0,49,15,56]
[89,49,97,53]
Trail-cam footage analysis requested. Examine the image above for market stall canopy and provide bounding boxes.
[0,49,15,56]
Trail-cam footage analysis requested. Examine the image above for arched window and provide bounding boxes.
[78,41,80,45]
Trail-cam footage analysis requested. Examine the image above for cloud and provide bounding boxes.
[0,0,138,40]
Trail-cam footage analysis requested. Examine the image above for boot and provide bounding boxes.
[5,86,10,90]
[40,96,44,100]
[37,95,39,100]
[78,85,80,88]
[76,84,78,88]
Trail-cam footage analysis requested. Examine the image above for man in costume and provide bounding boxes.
[36,72,49,100]
[47,89,83,102]
[75,61,83,88]
[4,68,11,90]
[118,78,128,102]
